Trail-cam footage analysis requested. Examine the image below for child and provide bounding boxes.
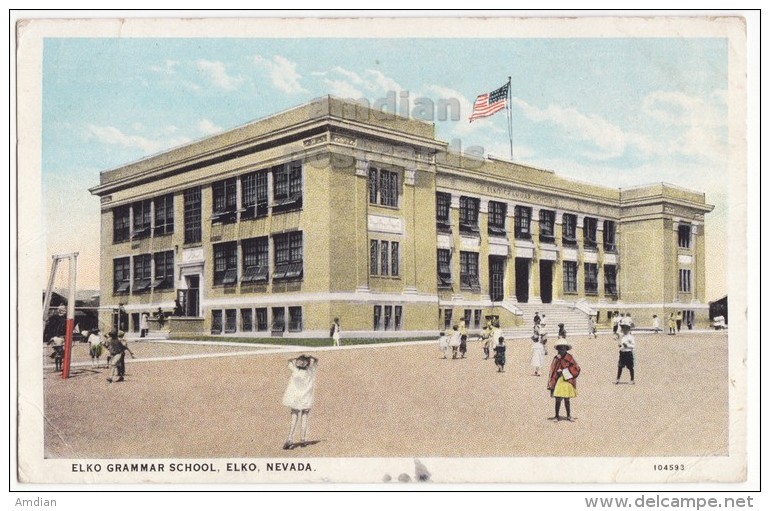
[530,336,546,376]
[652,314,661,334]
[48,336,65,372]
[588,316,598,339]
[282,354,319,450]
[438,331,450,359]
[459,321,468,358]
[480,321,493,359]
[547,344,581,422]
[616,323,636,384]
[448,324,461,359]
[87,329,103,367]
[493,337,506,372]
[558,323,567,340]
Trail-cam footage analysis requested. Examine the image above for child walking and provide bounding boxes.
[87,329,103,367]
[282,354,319,450]
[530,336,546,376]
[493,337,506,372]
[437,331,450,359]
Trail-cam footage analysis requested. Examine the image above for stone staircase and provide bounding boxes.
[501,302,593,340]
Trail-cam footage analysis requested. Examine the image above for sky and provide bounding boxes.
[41,36,731,299]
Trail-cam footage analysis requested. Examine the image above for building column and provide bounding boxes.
[529,206,541,303]
[355,159,371,293]
[403,168,417,294]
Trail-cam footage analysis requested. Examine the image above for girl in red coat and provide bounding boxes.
[547,344,581,422]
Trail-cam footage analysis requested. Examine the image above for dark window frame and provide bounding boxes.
[584,262,599,295]
[241,236,269,283]
[241,171,269,219]
[213,241,238,286]
[460,251,480,290]
[563,261,578,293]
[132,253,153,293]
[488,200,507,236]
[514,206,532,240]
[436,192,452,233]
[678,223,692,249]
[437,249,452,287]
[113,205,131,244]
[583,217,598,249]
[153,194,174,236]
[272,161,303,212]
[604,264,618,296]
[539,209,556,243]
[603,220,617,252]
[113,257,131,294]
[212,178,238,224]
[459,196,480,235]
[132,200,152,240]
[273,231,303,281]
[151,251,175,290]
[288,306,303,332]
[184,187,202,244]
[562,213,578,246]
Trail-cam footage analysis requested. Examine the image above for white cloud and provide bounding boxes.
[512,98,628,160]
[85,125,191,155]
[254,55,307,94]
[149,60,179,75]
[196,60,244,91]
[198,119,223,135]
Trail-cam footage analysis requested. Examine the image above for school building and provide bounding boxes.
[89,96,713,338]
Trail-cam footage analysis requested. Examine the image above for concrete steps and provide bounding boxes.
[502,302,593,340]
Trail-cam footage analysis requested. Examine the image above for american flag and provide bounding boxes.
[469,82,509,122]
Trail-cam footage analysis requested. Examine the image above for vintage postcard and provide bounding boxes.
[13,13,755,489]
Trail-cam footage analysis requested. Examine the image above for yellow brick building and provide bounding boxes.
[89,97,713,338]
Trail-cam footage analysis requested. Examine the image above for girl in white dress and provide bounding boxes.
[282,354,319,450]
[530,337,546,376]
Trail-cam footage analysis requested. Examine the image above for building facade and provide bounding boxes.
[89,97,713,338]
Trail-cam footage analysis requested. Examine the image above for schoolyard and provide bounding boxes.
[43,331,729,459]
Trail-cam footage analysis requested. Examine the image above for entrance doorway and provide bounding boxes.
[178,275,200,317]
[515,257,530,303]
[539,260,553,304]
[489,256,506,302]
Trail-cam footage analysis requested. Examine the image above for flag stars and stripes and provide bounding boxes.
[469,82,510,122]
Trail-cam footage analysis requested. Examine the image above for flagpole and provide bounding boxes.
[507,76,513,161]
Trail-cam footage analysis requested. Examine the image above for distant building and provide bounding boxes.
[89,97,713,338]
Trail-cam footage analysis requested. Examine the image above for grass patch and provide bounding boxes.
[167,335,436,347]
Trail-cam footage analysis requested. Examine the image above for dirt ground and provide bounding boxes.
[43,332,729,459]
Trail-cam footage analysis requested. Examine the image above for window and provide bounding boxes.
[241,309,253,332]
[213,241,237,285]
[583,217,598,249]
[241,236,269,283]
[464,309,472,328]
[562,213,577,246]
[514,206,532,239]
[384,305,393,331]
[679,269,692,293]
[459,196,480,234]
[212,178,238,224]
[395,306,403,331]
[460,251,480,289]
[443,308,453,330]
[380,241,390,276]
[272,307,286,332]
[391,241,400,277]
[184,187,202,244]
[373,305,382,331]
[256,308,268,332]
[225,309,237,333]
[539,210,556,243]
[132,200,152,240]
[273,161,303,211]
[678,223,692,249]
[211,310,223,334]
[273,231,303,280]
[113,257,131,294]
[370,240,379,276]
[474,309,482,329]
[152,251,174,289]
[369,167,399,207]
[488,201,507,236]
[289,307,303,332]
[563,261,578,293]
[603,220,617,252]
[604,264,618,295]
[241,171,268,219]
[584,263,599,295]
[113,206,131,243]
[436,192,452,233]
[154,194,174,236]
[437,249,452,287]
[133,254,152,293]
[370,240,399,277]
